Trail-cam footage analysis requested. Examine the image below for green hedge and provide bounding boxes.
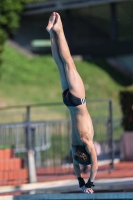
[119,86,133,131]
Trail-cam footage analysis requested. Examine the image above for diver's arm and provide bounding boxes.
[86,141,98,182]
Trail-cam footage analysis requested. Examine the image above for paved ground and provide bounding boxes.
[36,161,133,182]
[0,161,133,196]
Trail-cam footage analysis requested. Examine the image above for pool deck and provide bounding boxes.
[0,161,133,196]
[36,161,133,182]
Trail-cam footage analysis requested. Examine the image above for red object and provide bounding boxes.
[0,149,28,186]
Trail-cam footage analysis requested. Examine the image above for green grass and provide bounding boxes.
[41,133,71,162]
[0,43,131,121]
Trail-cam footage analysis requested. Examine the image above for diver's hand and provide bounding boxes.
[80,185,94,194]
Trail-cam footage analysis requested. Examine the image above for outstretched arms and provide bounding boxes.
[72,145,97,194]
[72,141,98,182]
[85,141,98,182]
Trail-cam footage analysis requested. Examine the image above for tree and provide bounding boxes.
[119,86,133,131]
[0,0,34,78]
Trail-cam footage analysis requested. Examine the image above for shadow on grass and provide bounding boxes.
[86,58,132,87]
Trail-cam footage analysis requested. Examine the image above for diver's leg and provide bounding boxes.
[46,12,69,91]
[53,12,85,98]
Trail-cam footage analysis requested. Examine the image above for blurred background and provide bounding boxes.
[0,0,133,196]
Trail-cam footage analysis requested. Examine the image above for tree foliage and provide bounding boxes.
[0,0,36,31]
[0,0,34,77]
[119,86,133,131]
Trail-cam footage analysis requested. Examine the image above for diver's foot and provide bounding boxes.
[46,12,56,33]
[53,12,63,34]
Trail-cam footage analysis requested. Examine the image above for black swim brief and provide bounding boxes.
[62,89,86,107]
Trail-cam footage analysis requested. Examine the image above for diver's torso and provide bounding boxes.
[68,103,94,146]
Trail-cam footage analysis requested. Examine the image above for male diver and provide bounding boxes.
[46,12,98,194]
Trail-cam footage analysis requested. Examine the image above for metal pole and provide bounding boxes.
[110,3,118,42]
[26,106,37,183]
[65,10,73,47]
[109,100,114,170]
[26,106,30,150]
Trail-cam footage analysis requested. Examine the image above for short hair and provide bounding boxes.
[74,145,91,165]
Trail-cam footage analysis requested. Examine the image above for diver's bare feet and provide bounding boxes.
[46,12,56,33]
[53,12,63,34]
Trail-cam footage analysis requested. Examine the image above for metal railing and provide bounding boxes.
[0,99,115,186]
